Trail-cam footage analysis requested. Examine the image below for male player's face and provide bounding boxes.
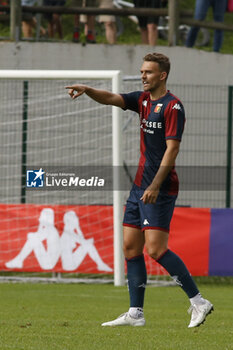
[140,61,166,92]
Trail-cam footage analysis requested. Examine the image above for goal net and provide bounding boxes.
[0,70,170,286]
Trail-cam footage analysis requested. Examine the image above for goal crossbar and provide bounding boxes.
[0,70,121,80]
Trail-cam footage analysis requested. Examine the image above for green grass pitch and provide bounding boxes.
[0,282,232,350]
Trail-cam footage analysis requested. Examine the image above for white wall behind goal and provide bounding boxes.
[0,42,233,86]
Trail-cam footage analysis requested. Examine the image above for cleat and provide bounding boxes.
[73,31,80,43]
[188,299,214,328]
[86,33,96,44]
[101,312,145,327]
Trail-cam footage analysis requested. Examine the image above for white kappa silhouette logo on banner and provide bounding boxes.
[5,208,112,272]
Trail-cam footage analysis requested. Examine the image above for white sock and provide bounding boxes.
[190,293,205,306]
[129,307,143,318]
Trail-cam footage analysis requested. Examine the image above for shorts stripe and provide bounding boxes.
[123,223,141,229]
[141,226,169,233]
[123,183,177,233]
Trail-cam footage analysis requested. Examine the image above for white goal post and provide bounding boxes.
[0,70,125,286]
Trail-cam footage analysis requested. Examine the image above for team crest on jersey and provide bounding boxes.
[154,103,163,113]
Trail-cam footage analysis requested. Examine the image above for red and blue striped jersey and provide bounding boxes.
[121,90,185,195]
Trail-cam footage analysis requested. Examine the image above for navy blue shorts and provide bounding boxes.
[123,184,177,233]
[133,0,161,27]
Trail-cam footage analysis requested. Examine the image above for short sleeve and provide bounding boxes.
[120,91,143,113]
[164,100,186,141]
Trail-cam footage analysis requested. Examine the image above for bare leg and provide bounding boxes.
[86,15,95,35]
[104,21,116,44]
[140,27,149,44]
[22,19,35,38]
[123,226,145,259]
[147,23,157,46]
[73,14,80,42]
[144,229,168,260]
[86,15,96,42]
[47,20,54,38]
[53,14,63,39]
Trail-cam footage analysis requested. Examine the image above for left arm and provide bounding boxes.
[140,139,180,204]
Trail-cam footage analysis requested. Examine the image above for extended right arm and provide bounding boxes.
[66,84,125,108]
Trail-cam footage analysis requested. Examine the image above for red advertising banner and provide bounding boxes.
[169,208,210,276]
[0,204,114,274]
[0,204,210,276]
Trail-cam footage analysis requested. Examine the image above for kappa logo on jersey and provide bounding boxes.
[27,168,45,188]
[143,219,149,225]
[172,103,182,110]
[142,100,148,107]
[154,103,163,113]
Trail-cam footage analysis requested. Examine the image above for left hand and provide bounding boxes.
[140,185,159,204]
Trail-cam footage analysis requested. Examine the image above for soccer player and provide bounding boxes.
[66,52,213,328]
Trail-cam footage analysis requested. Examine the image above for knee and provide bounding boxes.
[146,247,160,260]
[146,244,167,261]
[147,23,156,30]
[123,240,133,258]
[123,240,142,259]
